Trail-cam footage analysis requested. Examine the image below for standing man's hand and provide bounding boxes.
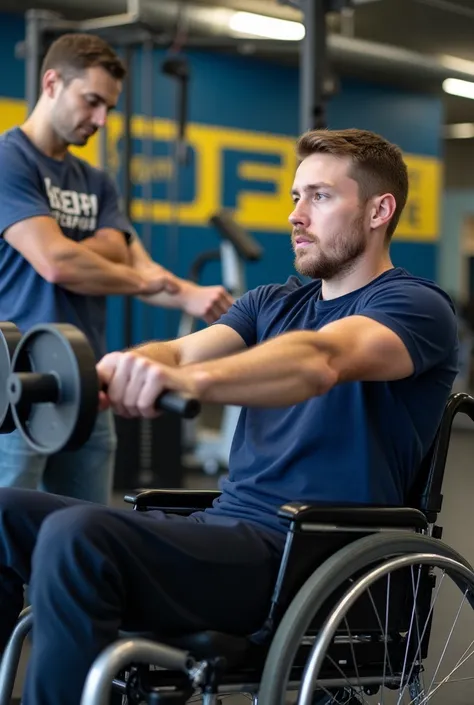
[180,282,234,324]
[139,266,181,296]
[136,262,235,323]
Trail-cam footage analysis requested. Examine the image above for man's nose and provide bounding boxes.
[93,105,108,128]
[289,200,310,228]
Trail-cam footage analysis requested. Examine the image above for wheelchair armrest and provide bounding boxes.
[278,502,428,530]
[124,488,222,511]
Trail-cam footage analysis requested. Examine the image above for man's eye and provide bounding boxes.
[314,193,327,201]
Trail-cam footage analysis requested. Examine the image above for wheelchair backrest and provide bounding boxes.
[255,392,474,642]
[407,392,474,523]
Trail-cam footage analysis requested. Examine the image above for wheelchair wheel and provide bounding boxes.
[258,532,474,705]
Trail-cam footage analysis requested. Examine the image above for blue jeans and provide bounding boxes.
[0,410,117,504]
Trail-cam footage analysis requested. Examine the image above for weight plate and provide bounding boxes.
[10,324,99,454]
[0,322,22,433]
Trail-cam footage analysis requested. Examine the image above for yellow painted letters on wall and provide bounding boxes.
[0,98,441,242]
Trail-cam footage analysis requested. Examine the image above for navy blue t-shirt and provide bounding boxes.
[205,269,459,534]
[0,127,134,358]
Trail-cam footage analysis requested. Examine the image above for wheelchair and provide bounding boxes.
[2,393,474,705]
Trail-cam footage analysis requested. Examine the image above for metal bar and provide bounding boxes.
[0,608,33,705]
[80,638,194,705]
[75,0,141,32]
[77,13,141,32]
[127,0,141,16]
[23,6,144,115]
[299,524,420,533]
[98,123,108,174]
[220,241,246,298]
[299,0,328,133]
[415,0,474,19]
[122,45,134,349]
[141,38,155,343]
[24,10,45,114]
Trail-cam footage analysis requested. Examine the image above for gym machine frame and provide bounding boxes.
[279,0,353,132]
[179,212,263,475]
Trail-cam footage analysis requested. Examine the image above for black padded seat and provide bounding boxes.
[119,630,253,667]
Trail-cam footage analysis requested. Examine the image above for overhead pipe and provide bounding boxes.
[16,0,474,83]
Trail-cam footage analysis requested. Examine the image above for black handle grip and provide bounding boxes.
[209,211,263,262]
[101,385,200,420]
[156,392,200,419]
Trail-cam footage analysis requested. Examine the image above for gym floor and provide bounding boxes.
[9,425,474,704]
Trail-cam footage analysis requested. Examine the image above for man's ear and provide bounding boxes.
[42,69,62,99]
[369,193,397,231]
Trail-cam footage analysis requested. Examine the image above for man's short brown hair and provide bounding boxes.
[41,33,126,84]
[296,128,408,240]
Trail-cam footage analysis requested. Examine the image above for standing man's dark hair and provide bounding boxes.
[40,33,126,85]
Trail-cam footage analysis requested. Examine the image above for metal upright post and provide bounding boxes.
[122,45,134,349]
[299,0,328,133]
[24,10,45,114]
[141,37,155,343]
[98,124,108,174]
[22,9,75,114]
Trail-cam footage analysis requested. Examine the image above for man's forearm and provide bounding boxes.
[81,233,130,265]
[128,237,186,306]
[136,280,192,309]
[128,237,154,266]
[51,244,147,295]
[189,331,338,406]
[132,340,180,367]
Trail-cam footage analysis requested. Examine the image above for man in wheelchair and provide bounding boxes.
[0,128,459,705]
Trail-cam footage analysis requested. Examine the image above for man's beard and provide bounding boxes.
[293,215,367,280]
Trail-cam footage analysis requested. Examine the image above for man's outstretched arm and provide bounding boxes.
[97,315,415,416]
[177,315,415,406]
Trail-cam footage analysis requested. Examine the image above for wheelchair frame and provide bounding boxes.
[1,392,474,705]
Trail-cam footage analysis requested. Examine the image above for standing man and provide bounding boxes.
[0,33,233,504]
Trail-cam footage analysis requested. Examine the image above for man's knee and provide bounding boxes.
[0,489,65,582]
[33,504,119,570]
[29,505,123,623]
[0,487,38,514]
[38,503,112,540]
[0,488,76,535]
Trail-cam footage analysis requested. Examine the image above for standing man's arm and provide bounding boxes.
[81,227,131,265]
[4,216,177,296]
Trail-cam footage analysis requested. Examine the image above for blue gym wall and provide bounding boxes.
[0,11,444,350]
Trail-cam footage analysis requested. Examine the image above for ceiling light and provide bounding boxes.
[443,78,474,100]
[439,54,474,75]
[228,11,305,41]
[444,123,474,139]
